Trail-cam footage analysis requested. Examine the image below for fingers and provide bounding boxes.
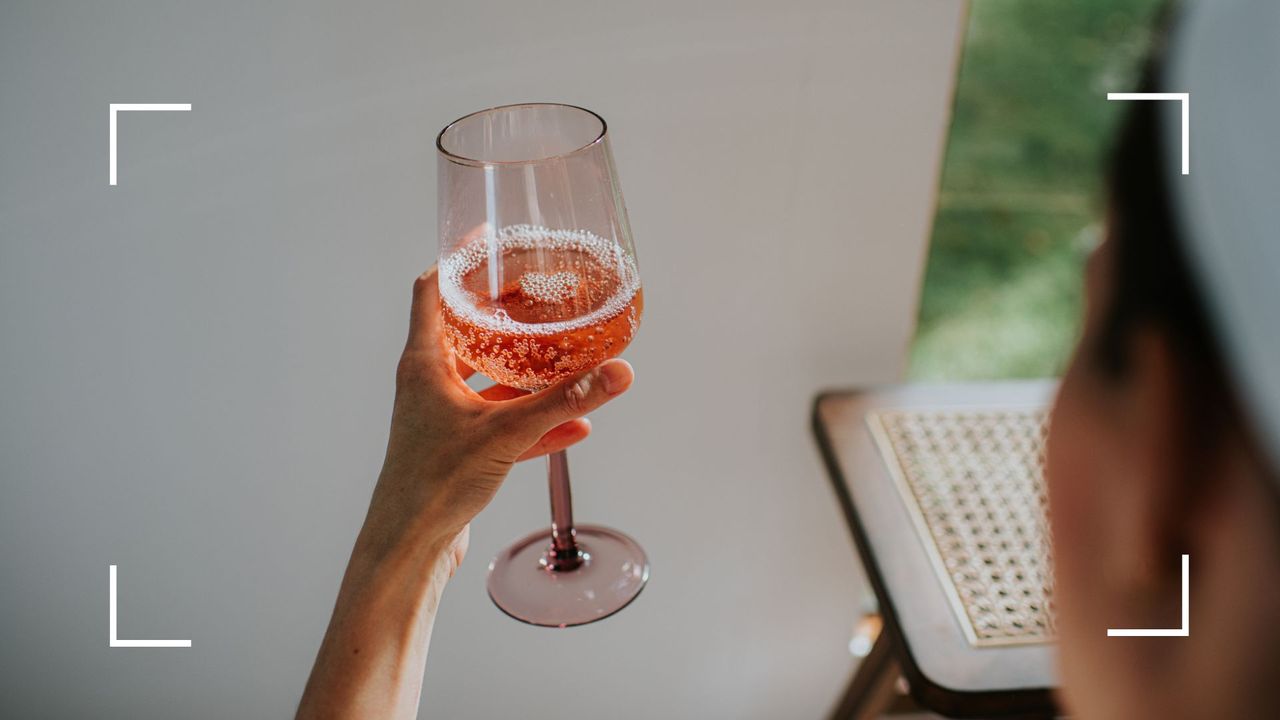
[493,359,634,443]
[515,418,592,461]
[405,266,443,352]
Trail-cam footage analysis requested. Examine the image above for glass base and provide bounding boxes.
[487,524,649,628]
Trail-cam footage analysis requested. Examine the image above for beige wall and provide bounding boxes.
[0,0,965,717]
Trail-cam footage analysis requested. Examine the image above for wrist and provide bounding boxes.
[350,518,458,593]
[359,466,470,566]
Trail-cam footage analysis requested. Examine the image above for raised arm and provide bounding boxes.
[296,268,634,719]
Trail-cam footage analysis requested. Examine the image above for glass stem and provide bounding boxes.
[546,449,583,571]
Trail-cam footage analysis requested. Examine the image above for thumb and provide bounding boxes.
[495,359,634,446]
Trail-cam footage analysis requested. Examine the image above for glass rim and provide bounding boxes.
[435,102,608,167]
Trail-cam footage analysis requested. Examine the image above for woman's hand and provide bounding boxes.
[364,266,635,569]
[297,267,633,720]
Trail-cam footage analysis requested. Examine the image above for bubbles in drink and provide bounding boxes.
[439,224,642,390]
[519,271,580,304]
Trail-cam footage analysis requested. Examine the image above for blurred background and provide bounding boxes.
[911,0,1163,379]
[0,1,1160,718]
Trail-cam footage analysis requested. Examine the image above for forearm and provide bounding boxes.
[297,522,454,720]
[297,265,633,718]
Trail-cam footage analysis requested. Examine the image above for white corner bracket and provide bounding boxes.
[1106,554,1190,637]
[109,564,192,648]
[108,103,192,186]
[1106,92,1190,175]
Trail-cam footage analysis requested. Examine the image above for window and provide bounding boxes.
[910,1,1165,380]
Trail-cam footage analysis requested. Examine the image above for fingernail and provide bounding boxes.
[599,360,633,396]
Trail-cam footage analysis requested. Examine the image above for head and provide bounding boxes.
[1046,52,1280,720]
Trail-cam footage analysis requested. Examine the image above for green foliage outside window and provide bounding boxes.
[910,1,1165,379]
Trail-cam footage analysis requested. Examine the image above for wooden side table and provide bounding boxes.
[812,382,1061,719]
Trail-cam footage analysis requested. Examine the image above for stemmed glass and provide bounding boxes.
[435,103,648,627]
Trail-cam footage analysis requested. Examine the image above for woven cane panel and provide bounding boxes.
[867,408,1055,647]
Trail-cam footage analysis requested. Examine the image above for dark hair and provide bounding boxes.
[1098,66,1241,441]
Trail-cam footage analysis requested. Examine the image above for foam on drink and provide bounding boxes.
[439,224,642,390]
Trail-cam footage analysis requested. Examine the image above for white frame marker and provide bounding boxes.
[108,103,192,186]
[1106,554,1190,637]
[109,564,192,648]
[1106,92,1190,175]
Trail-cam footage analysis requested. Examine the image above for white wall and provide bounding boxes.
[0,1,965,717]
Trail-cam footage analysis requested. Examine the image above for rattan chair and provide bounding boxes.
[812,381,1060,719]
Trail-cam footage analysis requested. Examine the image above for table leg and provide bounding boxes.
[829,615,904,720]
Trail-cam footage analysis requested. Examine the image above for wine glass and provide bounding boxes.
[435,103,648,627]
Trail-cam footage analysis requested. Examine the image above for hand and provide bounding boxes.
[298,267,634,720]
[359,267,635,572]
